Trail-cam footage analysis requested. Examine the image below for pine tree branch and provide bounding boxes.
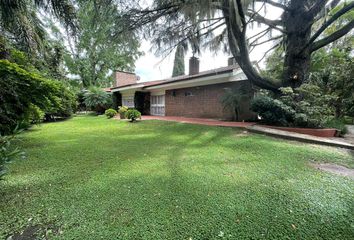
[311,19,354,52]
[255,0,289,11]
[235,0,247,29]
[314,0,341,21]
[250,35,282,47]
[247,10,284,30]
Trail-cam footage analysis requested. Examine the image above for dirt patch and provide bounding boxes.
[311,163,354,179]
[7,223,62,240]
[233,131,249,137]
[8,225,41,240]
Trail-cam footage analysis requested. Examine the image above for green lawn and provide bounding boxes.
[1,115,353,239]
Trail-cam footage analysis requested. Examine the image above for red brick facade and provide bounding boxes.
[114,71,138,87]
[165,81,255,121]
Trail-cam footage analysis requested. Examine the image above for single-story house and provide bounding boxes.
[111,57,255,121]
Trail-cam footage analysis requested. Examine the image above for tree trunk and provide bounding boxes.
[222,0,280,92]
[282,1,314,88]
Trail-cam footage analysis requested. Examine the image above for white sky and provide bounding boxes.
[135,4,283,82]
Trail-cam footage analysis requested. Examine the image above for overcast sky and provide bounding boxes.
[135,4,283,82]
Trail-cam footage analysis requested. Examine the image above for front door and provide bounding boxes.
[150,95,165,116]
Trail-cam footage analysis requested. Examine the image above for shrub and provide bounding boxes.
[25,104,45,125]
[84,87,112,114]
[105,108,117,119]
[324,118,348,136]
[126,109,141,122]
[251,96,295,126]
[0,130,25,179]
[118,106,128,119]
[0,60,76,134]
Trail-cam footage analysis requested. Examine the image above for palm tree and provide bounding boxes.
[221,84,250,121]
[0,0,76,54]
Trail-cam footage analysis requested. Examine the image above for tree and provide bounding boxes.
[64,0,141,87]
[0,0,76,55]
[124,0,354,91]
[84,87,112,114]
[264,3,354,119]
[172,44,186,76]
[221,84,250,121]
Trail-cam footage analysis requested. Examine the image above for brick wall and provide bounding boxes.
[114,71,138,87]
[165,81,255,121]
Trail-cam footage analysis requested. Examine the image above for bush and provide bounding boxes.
[0,130,25,179]
[84,87,112,114]
[126,109,141,122]
[118,106,128,119]
[324,118,348,136]
[0,60,76,134]
[25,104,45,125]
[105,108,117,119]
[251,96,295,126]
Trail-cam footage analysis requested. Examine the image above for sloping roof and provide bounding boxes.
[111,64,239,91]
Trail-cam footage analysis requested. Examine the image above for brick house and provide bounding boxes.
[111,57,255,121]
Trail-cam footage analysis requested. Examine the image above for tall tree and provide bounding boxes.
[64,0,141,87]
[172,44,185,76]
[124,0,354,91]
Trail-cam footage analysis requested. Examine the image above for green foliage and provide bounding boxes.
[84,87,112,114]
[172,44,185,77]
[309,47,354,119]
[0,0,76,54]
[251,96,296,126]
[105,108,117,119]
[0,130,24,179]
[0,59,76,134]
[279,85,335,127]
[221,84,250,121]
[64,0,141,87]
[118,106,129,119]
[324,118,348,136]
[25,104,45,125]
[252,84,339,128]
[125,109,141,122]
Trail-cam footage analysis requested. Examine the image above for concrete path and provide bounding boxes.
[345,125,354,145]
[140,116,354,150]
[247,125,354,150]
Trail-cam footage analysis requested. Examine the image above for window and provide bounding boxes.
[122,96,134,108]
[184,91,194,97]
[150,95,165,116]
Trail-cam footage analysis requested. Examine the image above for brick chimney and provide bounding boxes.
[114,71,139,87]
[189,57,200,75]
[228,57,237,66]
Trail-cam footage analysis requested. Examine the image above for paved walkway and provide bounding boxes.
[142,116,255,128]
[141,116,354,150]
[344,125,354,145]
[247,125,354,150]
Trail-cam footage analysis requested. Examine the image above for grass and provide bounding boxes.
[1,115,353,239]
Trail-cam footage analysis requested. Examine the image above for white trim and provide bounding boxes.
[145,71,247,91]
[150,90,166,96]
[111,84,144,93]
